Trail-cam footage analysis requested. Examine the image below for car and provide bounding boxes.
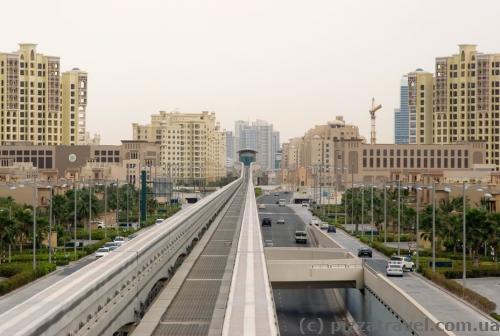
[278,199,286,206]
[358,247,373,258]
[284,191,289,194]
[320,222,329,230]
[390,255,415,271]
[301,201,309,207]
[91,220,105,229]
[64,241,83,248]
[264,191,270,196]
[327,225,337,233]
[108,245,119,251]
[309,218,319,226]
[274,193,280,197]
[276,218,285,224]
[386,262,404,277]
[95,247,110,258]
[295,230,308,244]
[264,239,274,247]
[155,218,165,225]
[261,217,272,226]
[258,204,266,209]
[113,236,126,246]
[103,242,118,249]
[118,222,138,230]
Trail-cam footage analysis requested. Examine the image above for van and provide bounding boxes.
[294,231,307,244]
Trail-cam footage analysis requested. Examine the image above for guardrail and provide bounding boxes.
[364,264,454,336]
[0,168,245,336]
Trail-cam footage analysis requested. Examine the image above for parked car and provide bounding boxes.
[295,230,308,244]
[258,204,266,209]
[264,240,274,247]
[320,222,329,230]
[155,218,165,225]
[261,217,272,227]
[64,241,83,248]
[386,261,404,277]
[276,218,285,224]
[108,245,119,251]
[327,225,337,233]
[357,247,373,258]
[103,242,118,249]
[91,220,105,229]
[113,236,126,246]
[301,201,309,207]
[390,255,415,271]
[118,222,138,230]
[95,247,110,258]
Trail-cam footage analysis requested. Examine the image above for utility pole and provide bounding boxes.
[48,183,53,264]
[32,175,37,271]
[89,178,92,242]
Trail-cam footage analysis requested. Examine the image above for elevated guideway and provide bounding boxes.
[0,168,245,336]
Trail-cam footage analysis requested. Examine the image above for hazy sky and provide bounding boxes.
[2,0,500,144]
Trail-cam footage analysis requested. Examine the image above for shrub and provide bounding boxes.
[444,268,500,279]
[0,262,56,296]
[491,312,500,322]
[254,187,263,197]
[421,268,496,314]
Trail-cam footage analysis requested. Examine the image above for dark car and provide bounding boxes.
[358,247,373,258]
[261,217,272,226]
[327,225,336,233]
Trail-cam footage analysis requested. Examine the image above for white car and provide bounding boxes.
[95,247,110,258]
[386,261,404,277]
[155,218,165,225]
[258,204,266,209]
[310,218,319,226]
[278,199,286,206]
[113,236,126,246]
[320,222,329,230]
[301,201,309,207]
[277,218,285,224]
[390,255,415,272]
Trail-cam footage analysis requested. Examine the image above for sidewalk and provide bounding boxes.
[0,254,95,315]
[291,205,500,336]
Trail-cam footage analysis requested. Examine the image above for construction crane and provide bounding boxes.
[369,97,382,144]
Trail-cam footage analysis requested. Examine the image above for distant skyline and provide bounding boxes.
[3,0,500,144]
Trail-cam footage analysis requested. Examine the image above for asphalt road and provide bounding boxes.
[257,192,355,336]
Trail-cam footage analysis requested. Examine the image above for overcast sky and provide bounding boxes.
[2,0,500,145]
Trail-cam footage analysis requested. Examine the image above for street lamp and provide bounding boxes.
[47,184,53,264]
[432,180,436,273]
[32,175,37,271]
[398,179,401,255]
[415,185,423,271]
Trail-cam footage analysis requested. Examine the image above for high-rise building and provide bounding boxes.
[225,130,235,168]
[233,119,279,171]
[0,43,87,145]
[61,68,88,145]
[132,111,226,182]
[271,131,280,169]
[434,44,500,169]
[394,75,409,144]
[408,69,433,144]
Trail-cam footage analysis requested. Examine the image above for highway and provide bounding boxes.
[257,191,357,336]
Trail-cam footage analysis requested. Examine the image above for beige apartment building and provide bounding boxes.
[0,43,87,145]
[281,117,492,188]
[433,45,500,168]
[132,111,226,183]
[408,69,433,144]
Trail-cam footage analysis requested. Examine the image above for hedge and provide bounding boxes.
[444,268,500,279]
[421,268,496,314]
[492,312,500,322]
[0,262,56,296]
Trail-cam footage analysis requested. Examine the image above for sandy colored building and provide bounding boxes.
[434,45,500,169]
[132,111,226,183]
[0,43,87,146]
[281,117,493,189]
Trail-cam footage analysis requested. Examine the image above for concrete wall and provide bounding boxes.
[364,265,453,336]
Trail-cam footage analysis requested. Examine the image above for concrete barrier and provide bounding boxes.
[308,225,342,248]
[364,265,455,336]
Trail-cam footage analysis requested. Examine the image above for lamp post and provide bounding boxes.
[73,180,77,257]
[384,183,388,244]
[361,184,364,236]
[104,181,108,239]
[371,184,374,242]
[48,184,53,264]
[397,179,402,256]
[32,175,37,271]
[415,185,422,271]
[432,180,436,273]
[88,178,92,242]
[462,181,467,291]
